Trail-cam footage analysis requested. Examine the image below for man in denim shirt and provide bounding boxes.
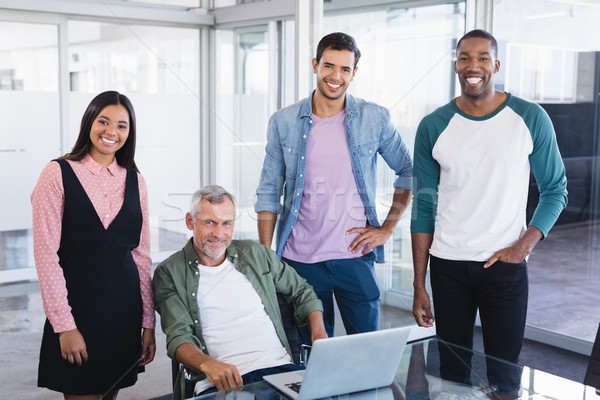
[255,32,413,342]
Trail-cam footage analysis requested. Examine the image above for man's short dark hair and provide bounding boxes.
[456,29,498,59]
[316,32,361,69]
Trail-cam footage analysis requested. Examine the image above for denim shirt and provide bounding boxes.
[255,93,413,263]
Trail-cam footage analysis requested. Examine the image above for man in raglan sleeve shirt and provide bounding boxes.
[410,29,567,394]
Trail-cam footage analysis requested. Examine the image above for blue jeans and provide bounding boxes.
[197,363,305,396]
[283,252,380,343]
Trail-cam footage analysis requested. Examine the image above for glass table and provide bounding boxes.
[186,338,600,400]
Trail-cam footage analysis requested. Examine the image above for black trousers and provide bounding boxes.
[429,256,528,393]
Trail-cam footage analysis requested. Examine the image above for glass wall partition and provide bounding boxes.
[0,21,60,282]
[214,17,296,239]
[323,2,466,319]
[67,21,201,259]
[214,26,271,238]
[494,0,600,344]
[0,11,202,283]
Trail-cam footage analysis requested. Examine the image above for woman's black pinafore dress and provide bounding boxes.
[38,159,144,395]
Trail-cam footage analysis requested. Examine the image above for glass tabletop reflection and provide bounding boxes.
[187,337,600,400]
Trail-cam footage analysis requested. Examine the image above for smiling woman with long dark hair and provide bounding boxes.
[31,91,156,400]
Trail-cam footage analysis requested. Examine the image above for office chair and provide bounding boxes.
[171,294,302,398]
[584,323,600,392]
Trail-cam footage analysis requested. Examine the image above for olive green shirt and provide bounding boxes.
[152,238,323,398]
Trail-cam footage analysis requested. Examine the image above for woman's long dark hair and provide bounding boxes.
[61,91,139,172]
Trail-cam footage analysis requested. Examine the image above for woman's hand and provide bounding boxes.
[59,328,88,366]
[139,328,156,366]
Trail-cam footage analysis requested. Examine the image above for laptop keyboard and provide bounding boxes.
[284,382,302,393]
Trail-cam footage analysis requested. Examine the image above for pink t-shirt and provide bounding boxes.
[31,154,155,333]
[282,110,367,263]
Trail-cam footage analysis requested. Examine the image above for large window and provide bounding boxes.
[67,21,201,257]
[0,21,60,281]
[494,0,600,343]
[214,20,296,239]
[214,26,270,238]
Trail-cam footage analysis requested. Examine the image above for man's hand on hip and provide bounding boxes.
[346,225,393,255]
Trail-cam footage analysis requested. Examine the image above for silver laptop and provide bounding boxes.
[263,326,412,400]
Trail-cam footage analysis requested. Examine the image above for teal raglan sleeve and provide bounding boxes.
[526,104,568,237]
[410,115,442,234]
